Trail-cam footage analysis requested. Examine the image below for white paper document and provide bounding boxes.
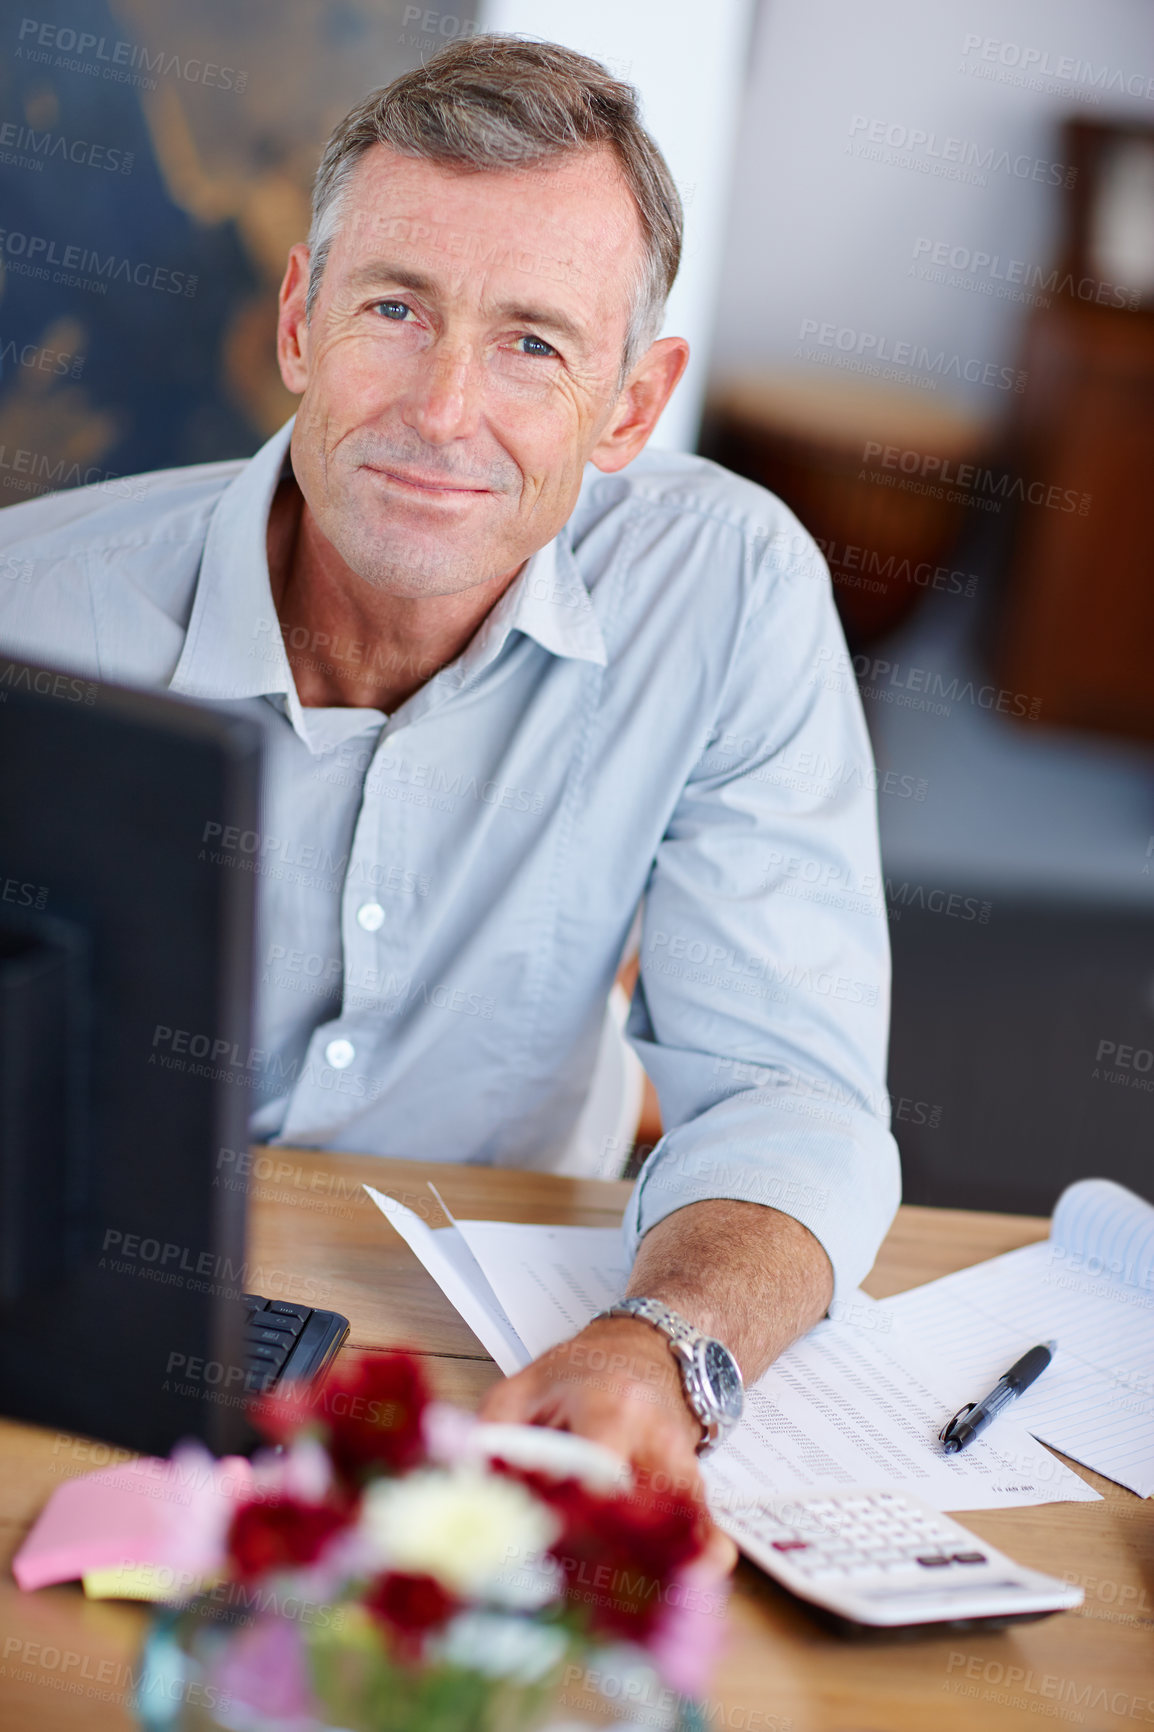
[365,1185,1098,1514]
[880,1178,1154,1497]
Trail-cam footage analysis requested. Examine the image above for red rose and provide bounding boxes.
[502,1469,705,1643]
[366,1571,457,1655]
[253,1352,430,1485]
[227,1495,350,1581]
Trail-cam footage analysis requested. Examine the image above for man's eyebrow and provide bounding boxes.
[344,260,589,350]
[345,261,439,298]
[496,302,586,349]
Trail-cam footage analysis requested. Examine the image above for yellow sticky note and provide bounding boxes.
[82,1565,218,1602]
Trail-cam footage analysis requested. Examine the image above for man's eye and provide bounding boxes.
[373,300,411,321]
[514,334,557,358]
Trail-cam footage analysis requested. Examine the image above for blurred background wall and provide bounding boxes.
[2,0,1152,1212]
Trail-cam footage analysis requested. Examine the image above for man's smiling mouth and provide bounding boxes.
[367,465,492,496]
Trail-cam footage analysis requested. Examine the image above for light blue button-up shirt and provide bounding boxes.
[0,420,900,1295]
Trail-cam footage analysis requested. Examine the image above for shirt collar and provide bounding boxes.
[167,419,296,708]
[168,419,608,721]
[460,528,608,676]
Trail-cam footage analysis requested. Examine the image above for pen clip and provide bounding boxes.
[939,1403,975,1445]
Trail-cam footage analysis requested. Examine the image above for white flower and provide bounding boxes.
[360,1466,559,1603]
[468,1422,631,1494]
[433,1610,570,1683]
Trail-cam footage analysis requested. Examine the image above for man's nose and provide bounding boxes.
[399,342,482,446]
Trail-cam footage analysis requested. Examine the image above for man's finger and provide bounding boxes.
[476,1371,539,1422]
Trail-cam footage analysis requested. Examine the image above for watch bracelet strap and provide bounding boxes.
[593,1296,704,1349]
[593,1297,732,1454]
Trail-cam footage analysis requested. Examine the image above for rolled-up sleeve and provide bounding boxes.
[623,518,901,1298]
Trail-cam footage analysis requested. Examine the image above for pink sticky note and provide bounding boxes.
[13,1442,256,1592]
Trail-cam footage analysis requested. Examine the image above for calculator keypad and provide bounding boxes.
[740,1490,988,1581]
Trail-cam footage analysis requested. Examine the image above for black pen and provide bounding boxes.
[939,1340,1057,1453]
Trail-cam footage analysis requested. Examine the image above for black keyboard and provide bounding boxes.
[241,1294,349,1393]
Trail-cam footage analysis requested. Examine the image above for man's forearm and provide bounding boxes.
[624,1198,834,1384]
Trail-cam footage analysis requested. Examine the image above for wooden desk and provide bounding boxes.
[2,1151,1151,1732]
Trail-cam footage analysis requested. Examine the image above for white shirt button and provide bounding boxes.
[356,902,386,932]
[325,1038,356,1070]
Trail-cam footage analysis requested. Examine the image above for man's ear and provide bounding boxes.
[589,336,690,474]
[277,242,313,396]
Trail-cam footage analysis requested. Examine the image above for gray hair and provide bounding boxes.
[305,34,683,378]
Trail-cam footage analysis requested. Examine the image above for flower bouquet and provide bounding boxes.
[135,1352,726,1732]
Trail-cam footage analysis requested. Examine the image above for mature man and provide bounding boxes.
[0,37,899,1556]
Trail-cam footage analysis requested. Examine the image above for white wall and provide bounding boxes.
[481,0,755,449]
[710,0,1154,416]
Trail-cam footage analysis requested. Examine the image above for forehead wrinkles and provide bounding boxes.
[340,208,587,295]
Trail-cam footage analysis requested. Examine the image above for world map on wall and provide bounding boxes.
[0,0,447,501]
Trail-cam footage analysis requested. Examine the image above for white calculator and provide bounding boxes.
[721,1488,1084,1632]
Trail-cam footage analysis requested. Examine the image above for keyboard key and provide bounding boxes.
[916,1554,952,1568]
[771,1540,810,1553]
[268,1301,311,1322]
[249,1326,297,1348]
[952,1551,988,1565]
[268,1312,304,1336]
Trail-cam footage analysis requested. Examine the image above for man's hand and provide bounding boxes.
[477,1198,836,1581]
[477,1313,738,1578]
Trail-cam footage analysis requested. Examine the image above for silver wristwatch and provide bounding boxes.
[593,1297,744,1454]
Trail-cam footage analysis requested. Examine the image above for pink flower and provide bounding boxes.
[647,1563,730,1697]
[208,1612,317,1731]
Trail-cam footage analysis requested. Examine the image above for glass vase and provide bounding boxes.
[132,1600,698,1732]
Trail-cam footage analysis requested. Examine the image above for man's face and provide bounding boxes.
[278,144,657,598]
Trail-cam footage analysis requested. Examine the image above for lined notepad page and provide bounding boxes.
[881,1179,1154,1497]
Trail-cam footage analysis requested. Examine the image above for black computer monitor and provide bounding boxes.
[0,658,264,1455]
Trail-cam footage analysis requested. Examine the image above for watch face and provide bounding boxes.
[701,1339,744,1421]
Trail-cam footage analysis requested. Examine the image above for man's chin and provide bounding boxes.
[333,525,505,598]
